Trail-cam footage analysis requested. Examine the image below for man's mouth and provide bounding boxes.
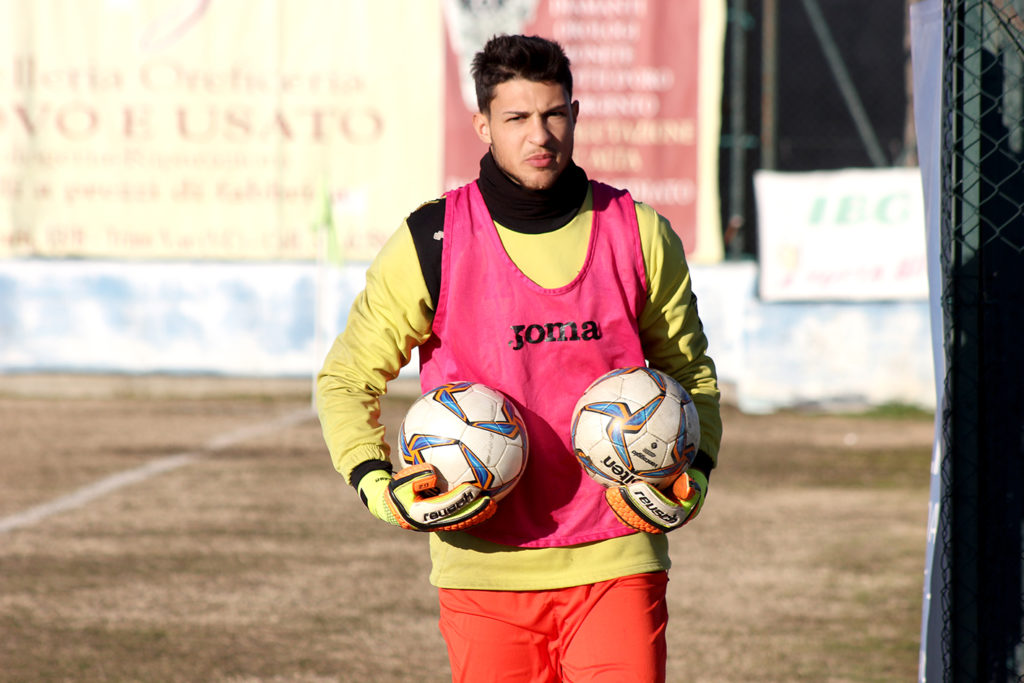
[525,153,555,168]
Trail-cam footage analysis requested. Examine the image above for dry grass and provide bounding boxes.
[0,375,932,682]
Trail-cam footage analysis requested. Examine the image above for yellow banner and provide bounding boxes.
[0,0,443,261]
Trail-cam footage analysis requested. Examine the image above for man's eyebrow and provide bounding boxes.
[499,103,570,117]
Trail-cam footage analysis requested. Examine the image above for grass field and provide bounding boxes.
[0,375,933,682]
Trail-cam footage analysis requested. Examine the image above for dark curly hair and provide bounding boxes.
[470,34,573,114]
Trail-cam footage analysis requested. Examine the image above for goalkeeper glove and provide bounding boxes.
[356,464,497,532]
[605,469,708,534]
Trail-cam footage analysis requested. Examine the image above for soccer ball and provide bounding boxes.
[571,366,700,489]
[398,382,528,501]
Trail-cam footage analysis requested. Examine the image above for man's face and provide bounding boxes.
[473,78,578,191]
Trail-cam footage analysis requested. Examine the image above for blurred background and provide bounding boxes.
[6,3,1024,678]
[0,0,935,413]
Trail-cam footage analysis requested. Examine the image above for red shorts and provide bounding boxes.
[438,571,668,683]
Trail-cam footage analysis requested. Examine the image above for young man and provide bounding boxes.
[317,34,722,682]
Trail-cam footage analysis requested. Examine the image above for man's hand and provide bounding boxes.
[605,470,708,534]
[357,464,497,532]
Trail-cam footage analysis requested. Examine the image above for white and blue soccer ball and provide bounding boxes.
[571,367,700,489]
[399,382,528,501]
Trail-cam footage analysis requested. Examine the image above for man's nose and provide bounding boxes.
[527,116,554,144]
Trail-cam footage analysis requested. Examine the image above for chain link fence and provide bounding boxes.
[940,0,1024,679]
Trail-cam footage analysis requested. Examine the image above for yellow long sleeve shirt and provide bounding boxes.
[317,187,721,590]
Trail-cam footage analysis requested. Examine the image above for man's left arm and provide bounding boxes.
[634,202,721,473]
[607,203,721,533]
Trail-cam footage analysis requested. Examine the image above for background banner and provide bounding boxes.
[755,167,929,301]
[0,0,443,261]
[909,0,944,679]
[442,0,725,263]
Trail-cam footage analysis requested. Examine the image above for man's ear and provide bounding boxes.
[472,112,491,145]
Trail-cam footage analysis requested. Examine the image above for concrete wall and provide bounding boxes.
[0,259,935,413]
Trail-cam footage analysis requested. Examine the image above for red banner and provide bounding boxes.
[443,0,723,261]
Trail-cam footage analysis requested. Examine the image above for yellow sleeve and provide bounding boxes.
[315,221,433,484]
[635,202,723,466]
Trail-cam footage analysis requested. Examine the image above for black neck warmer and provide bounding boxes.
[476,151,590,234]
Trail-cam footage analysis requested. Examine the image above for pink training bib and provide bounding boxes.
[418,180,648,547]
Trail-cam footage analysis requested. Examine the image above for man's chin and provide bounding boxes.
[515,169,560,191]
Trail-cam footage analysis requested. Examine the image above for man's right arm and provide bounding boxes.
[315,220,435,486]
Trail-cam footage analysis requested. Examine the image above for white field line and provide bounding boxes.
[0,407,315,534]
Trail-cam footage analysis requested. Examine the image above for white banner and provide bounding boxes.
[755,168,929,301]
[910,0,944,679]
